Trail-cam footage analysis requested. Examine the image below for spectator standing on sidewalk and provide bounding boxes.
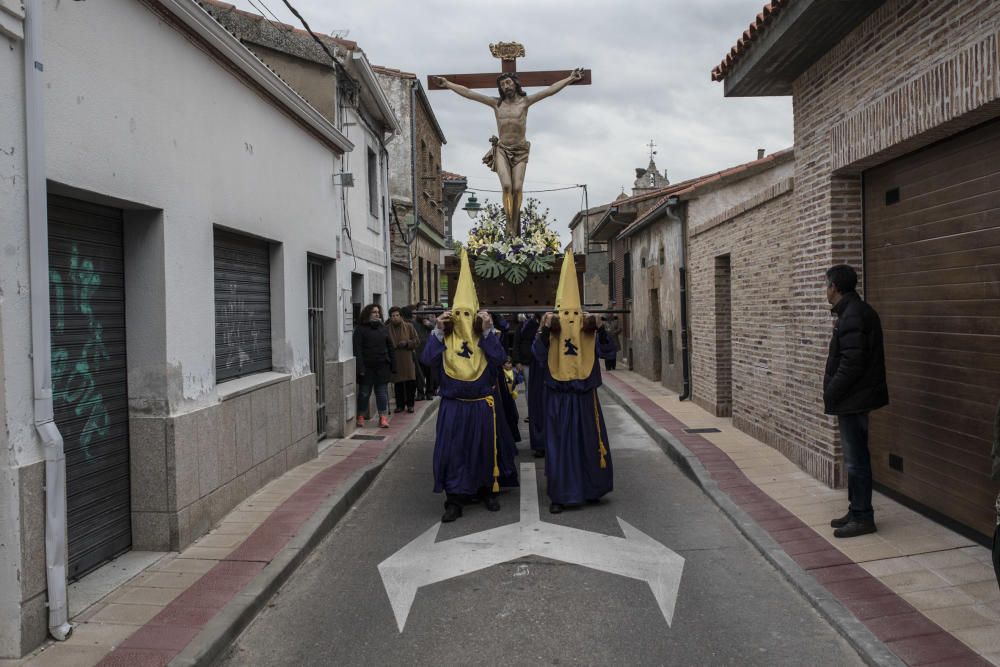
[823,264,889,539]
[413,303,437,400]
[353,304,395,429]
[602,316,620,371]
[388,306,419,414]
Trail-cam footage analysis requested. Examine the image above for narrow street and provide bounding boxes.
[216,394,863,666]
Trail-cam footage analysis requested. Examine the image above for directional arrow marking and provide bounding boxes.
[378,463,685,632]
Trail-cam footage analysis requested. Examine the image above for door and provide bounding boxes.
[48,195,131,579]
[863,118,1000,537]
[308,260,327,438]
[650,288,662,382]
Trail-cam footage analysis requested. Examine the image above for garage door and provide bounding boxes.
[863,118,1000,538]
[48,195,131,579]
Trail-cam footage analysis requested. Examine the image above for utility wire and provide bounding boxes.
[279,0,338,64]
[253,0,285,24]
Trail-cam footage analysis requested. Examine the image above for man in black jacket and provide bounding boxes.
[824,265,889,538]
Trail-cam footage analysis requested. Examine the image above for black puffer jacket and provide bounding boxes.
[353,321,396,385]
[823,291,889,415]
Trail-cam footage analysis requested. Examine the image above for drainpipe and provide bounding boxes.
[408,80,417,302]
[24,0,73,641]
[664,198,691,401]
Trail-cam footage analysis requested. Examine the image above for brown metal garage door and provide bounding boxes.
[863,118,1000,539]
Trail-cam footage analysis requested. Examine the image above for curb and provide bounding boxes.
[599,383,904,667]
[170,401,440,667]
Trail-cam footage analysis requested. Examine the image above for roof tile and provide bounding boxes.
[712,1,791,82]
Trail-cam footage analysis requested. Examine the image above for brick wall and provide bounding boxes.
[778,0,1000,485]
[688,188,812,474]
[413,97,445,237]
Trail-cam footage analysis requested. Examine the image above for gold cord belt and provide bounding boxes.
[456,395,500,492]
[593,391,608,469]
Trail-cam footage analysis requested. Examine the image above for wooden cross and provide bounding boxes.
[427,42,592,91]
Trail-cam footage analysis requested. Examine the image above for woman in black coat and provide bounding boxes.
[353,303,396,428]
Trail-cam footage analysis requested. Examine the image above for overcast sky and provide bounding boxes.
[230,0,792,244]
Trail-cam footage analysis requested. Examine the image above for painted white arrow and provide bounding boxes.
[378,463,685,631]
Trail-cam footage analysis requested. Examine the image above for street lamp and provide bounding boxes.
[462,192,482,219]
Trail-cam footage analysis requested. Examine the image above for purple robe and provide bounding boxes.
[421,332,516,494]
[531,330,617,504]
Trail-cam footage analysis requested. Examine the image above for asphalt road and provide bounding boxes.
[216,392,863,667]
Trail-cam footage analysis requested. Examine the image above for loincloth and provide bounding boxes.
[483,139,531,172]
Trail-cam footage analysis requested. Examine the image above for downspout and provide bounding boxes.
[24,0,73,641]
[665,199,691,401]
[408,80,417,302]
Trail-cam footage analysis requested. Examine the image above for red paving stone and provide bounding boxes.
[921,656,994,667]
[120,624,200,651]
[842,593,916,620]
[782,536,839,556]
[809,563,870,584]
[210,560,265,579]
[887,633,978,665]
[770,527,820,543]
[756,516,808,532]
[866,612,945,643]
[824,576,893,601]
[792,548,853,570]
[148,604,221,628]
[170,586,235,610]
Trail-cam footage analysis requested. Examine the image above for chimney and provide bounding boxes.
[757,148,765,160]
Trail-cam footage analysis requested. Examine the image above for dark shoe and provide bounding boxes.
[523,417,530,423]
[833,520,877,538]
[549,503,564,514]
[586,498,601,505]
[441,503,462,523]
[532,449,545,458]
[484,495,500,512]
[394,407,405,414]
[407,406,414,413]
[830,511,852,528]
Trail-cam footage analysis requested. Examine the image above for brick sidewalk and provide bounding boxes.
[603,369,1000,666]
[3,403,435,667]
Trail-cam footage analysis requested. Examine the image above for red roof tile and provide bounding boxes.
[441,171,466,181]
[372,65,417,80]
[711,1,791,82]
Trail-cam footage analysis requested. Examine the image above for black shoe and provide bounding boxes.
[549,503,564,514]
[407,406,414,413]
[523,417,530,423]
[394,407,405,414]
[830,511,852,528]
[484,495,500,512]
[586,498,601,505]
[441,503,463,523]
[833,520,877,538]
[532,449,545,458]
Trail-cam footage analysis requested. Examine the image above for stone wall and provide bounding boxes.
[130,374,316,551]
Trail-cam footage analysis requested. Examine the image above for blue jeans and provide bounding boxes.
[357,382,389,417]
[839,413,874,522]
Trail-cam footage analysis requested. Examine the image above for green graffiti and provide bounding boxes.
[50,243,111,460]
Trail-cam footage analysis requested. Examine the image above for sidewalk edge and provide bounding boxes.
[169,402,440,667]
[599,383,904,667]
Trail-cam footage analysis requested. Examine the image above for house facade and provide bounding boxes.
[0,0,396,655]
[713,0,1000,537]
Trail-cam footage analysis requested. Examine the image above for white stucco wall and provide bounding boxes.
[0,11,27,653]
[38,0,343,423]
[686,160,795,226]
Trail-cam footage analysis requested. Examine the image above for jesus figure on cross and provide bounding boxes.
[434,67,584,237]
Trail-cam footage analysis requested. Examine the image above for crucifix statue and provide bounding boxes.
[429,43,591,237]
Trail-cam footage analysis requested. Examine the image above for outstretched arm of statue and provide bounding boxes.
[434,76,497,107]
[525,67,584,106]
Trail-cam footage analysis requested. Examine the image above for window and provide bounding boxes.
[623,252,632,299]
[214,229,272,382]
[367,148,379,218]
[608,261,615,300]
[418,256,425,302]
[659,245,665,265]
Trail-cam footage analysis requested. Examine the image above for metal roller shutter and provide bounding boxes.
[863,118,1000,538]
[48,194,131,579]
[214,229,272,382]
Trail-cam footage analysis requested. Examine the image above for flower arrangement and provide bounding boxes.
[456,198,563,284]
